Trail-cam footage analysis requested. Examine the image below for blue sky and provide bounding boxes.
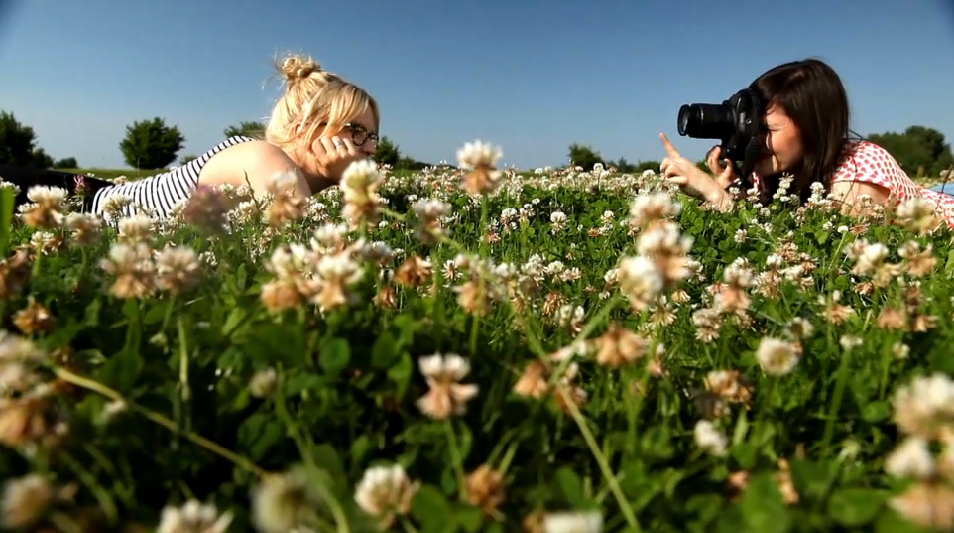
[1,0,953,170]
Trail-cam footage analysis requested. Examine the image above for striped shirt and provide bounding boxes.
[90,136,256,218]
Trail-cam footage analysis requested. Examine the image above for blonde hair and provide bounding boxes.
[265,54,380,149]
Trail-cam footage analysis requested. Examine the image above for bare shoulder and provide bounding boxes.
[199,140,300,190]
[829,175,891,217]
[829,179,888,197]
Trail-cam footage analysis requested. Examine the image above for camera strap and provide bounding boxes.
[735,136,765,192]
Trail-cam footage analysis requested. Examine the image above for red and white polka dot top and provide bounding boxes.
[753,140,954,228]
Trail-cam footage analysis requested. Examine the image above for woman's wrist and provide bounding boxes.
[705,186,733,211]
[305,173,337,195]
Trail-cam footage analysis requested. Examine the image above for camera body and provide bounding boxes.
[677,87,767,187]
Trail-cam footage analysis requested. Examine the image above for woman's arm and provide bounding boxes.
[199,141,313,198]
[829,180,891,217]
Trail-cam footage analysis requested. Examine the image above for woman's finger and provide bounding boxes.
[318,137,337,155]
[311,137,326,154]
[339,137,359,156]
[717,160,736,188]
[330,136,348,154]
[662,163,684,178]
[720,163,733,182]
[659,132,681,159]
[706,147,722,175]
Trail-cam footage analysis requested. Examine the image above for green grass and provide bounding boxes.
[62,168,165,181]
[65,166,948,188]
[2,164,954,531]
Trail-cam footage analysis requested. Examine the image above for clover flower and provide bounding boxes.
[693,419,728,456]
[340,159,385,229]
[354,463,419,529]
[754,336,799,376]
[457,140,504,195]
[416,353,479,419]
[158,499,233,533]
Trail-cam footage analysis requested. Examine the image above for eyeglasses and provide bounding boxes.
[317,121,379,147]
[343,122,379,147]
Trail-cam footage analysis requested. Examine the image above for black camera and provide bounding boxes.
[677,87,767,187]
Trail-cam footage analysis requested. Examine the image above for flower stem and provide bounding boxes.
[177,315,191,403]
[560,383,642,532]
[401,516,421,533]
[60,451,119,523]
[444,419,467,500]
[273,378,352,533]
[54,367,267,477]
[545,296,621,390]
[822,344,853,457]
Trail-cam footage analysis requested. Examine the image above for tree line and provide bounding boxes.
[3,108,952,179]
[0,110,432,172]
[0,111,77,169]
[567,125,954,179]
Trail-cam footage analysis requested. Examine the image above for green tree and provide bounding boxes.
[399,156,430,171]
[868,125,953,178]
[612,157,635,173]
[0,111,80,171]
[611,158,661,174]
[373,136,402,168]
[31,148,53,169]
[179,154,198,165]
[119,117,185,170]
[567,143,605,171]
[635,160,660,173]
[53,157,78,169]
[0,111,39,166]
[224,121,265,139]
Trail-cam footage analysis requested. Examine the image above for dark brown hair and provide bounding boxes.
[750,58,862,204]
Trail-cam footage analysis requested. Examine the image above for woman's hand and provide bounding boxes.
[705,145,739,189]
[311,135,367,184]
[659,133,733,209]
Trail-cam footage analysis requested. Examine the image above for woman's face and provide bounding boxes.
[756,104,804,176]
[317,107,379,158]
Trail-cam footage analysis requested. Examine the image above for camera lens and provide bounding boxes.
[677,105,693,136]
[676,103,735,140]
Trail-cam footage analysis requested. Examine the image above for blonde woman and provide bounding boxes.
[2,53,379,217]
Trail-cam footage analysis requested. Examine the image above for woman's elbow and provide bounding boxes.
[244,167,312,199]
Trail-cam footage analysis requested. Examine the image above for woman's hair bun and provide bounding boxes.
[279,55,321,83]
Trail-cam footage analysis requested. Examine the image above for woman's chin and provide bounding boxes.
[754,156,786,177]
[754,162,775,177]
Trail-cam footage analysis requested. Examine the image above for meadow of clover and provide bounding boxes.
[1,140,954,533]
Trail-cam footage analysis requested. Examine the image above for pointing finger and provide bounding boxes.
[659,133,681,158]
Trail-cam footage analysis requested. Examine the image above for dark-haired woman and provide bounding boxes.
[658,58,954,228]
